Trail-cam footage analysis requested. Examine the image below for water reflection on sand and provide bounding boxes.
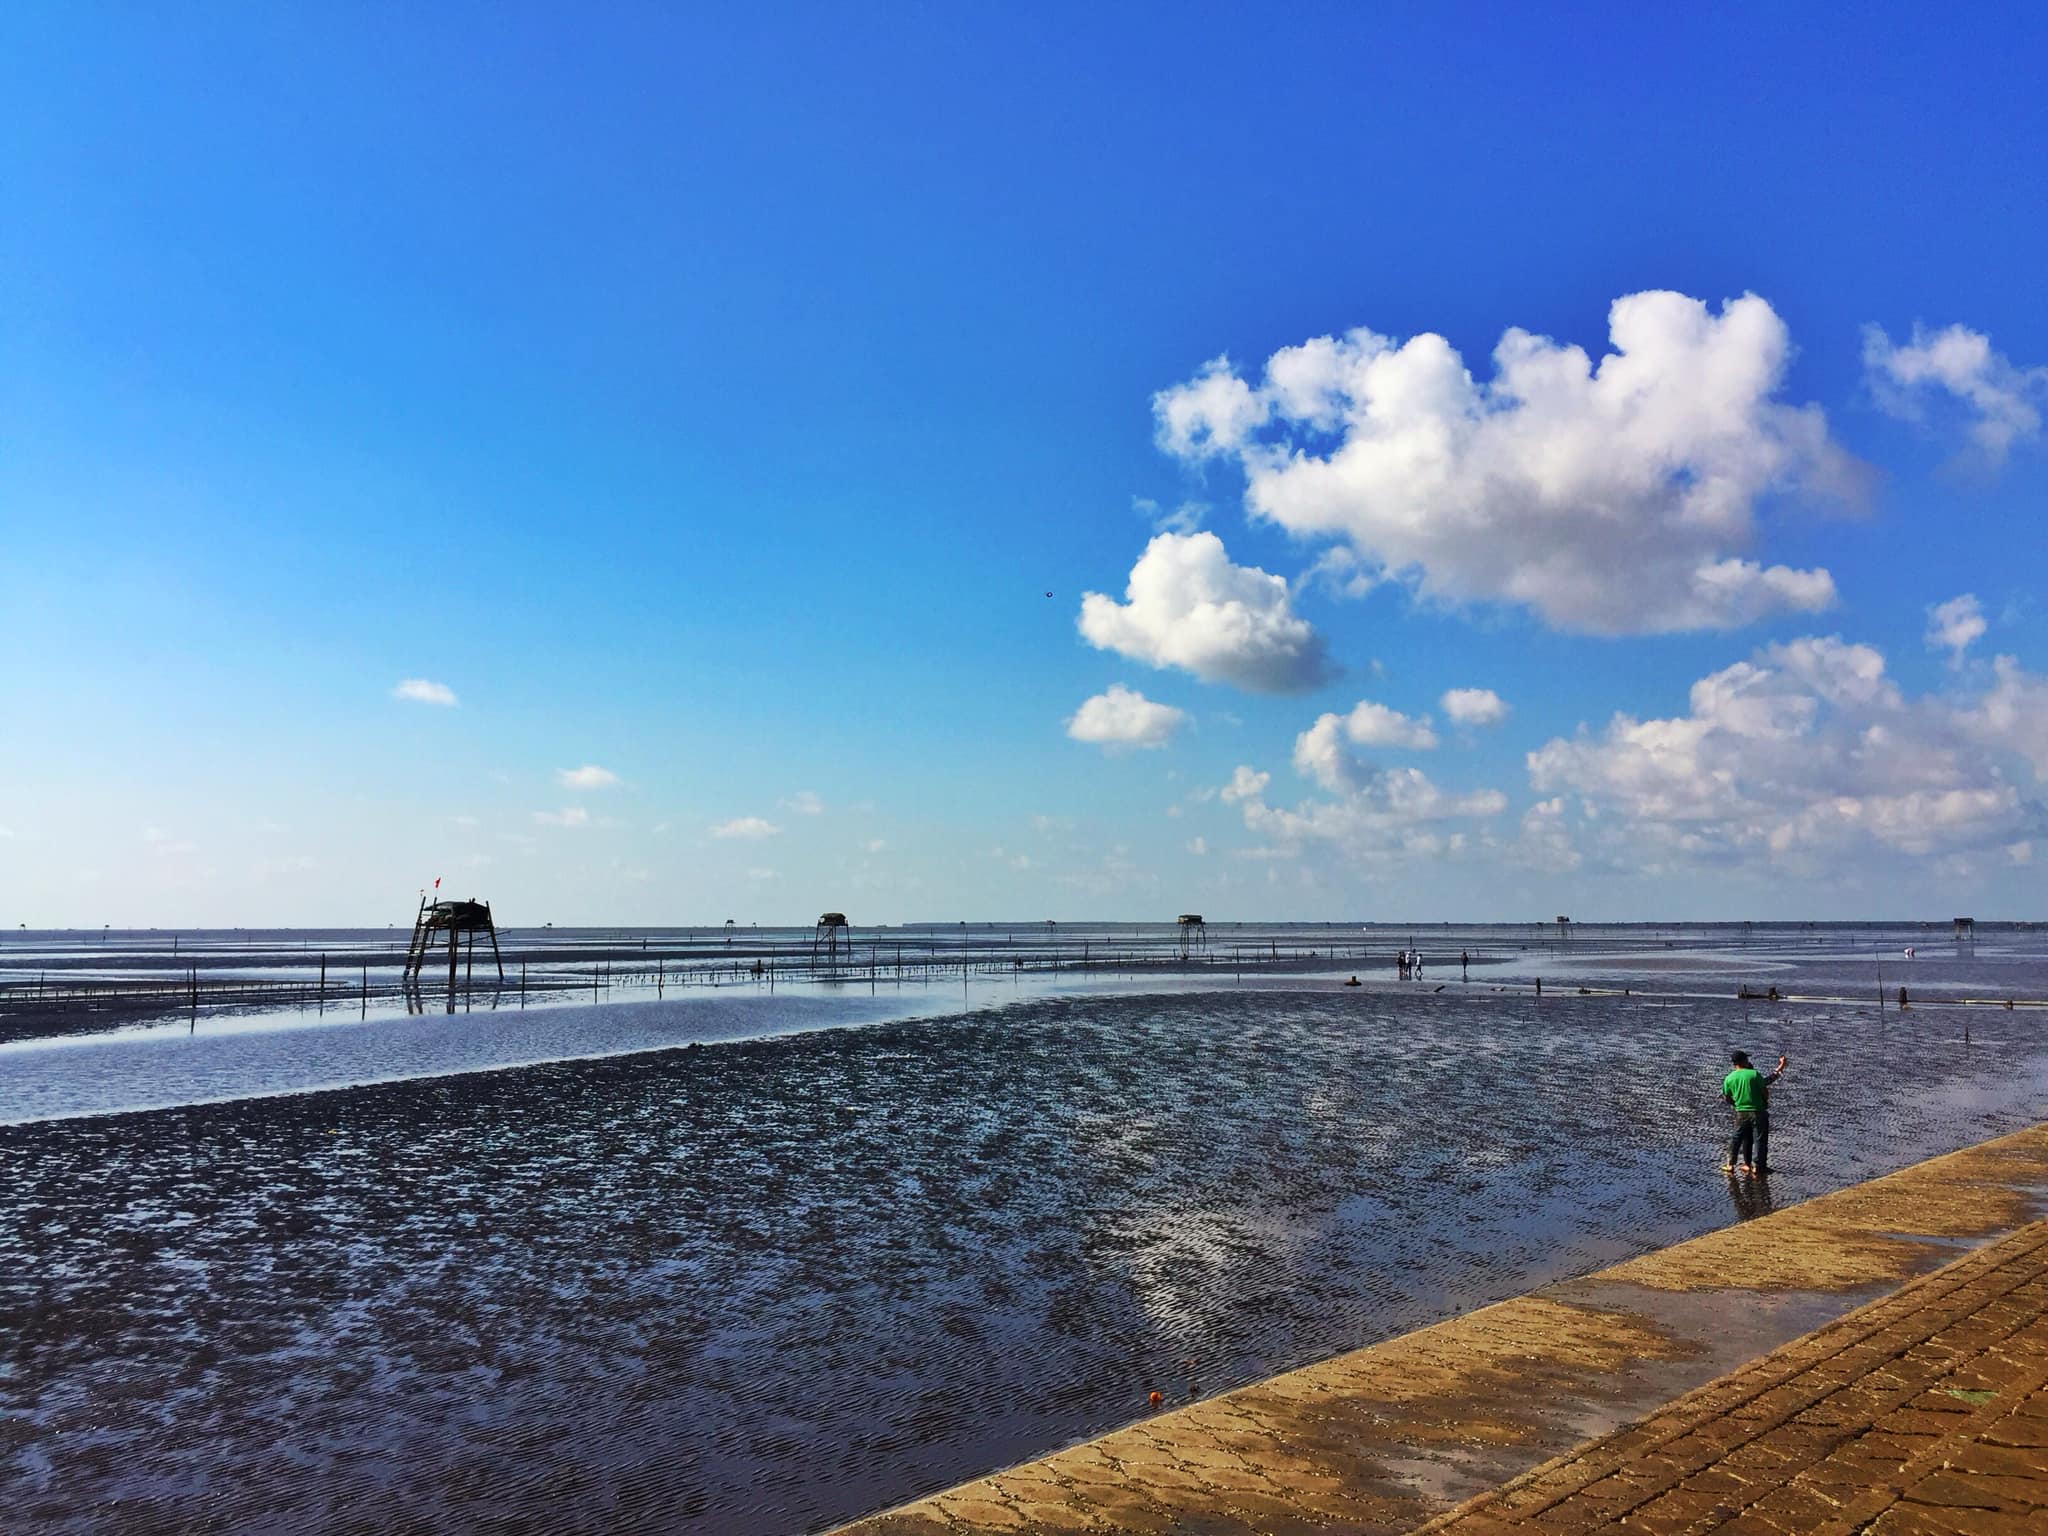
[4,943,2048,1534]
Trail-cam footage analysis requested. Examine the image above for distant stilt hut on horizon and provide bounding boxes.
[403,889,504,985]
[1955,916,1976,943]
[813,911,851,963]
[1177,913,1207,958]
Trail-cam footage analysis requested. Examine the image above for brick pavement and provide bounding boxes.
[1412,1220,2048,1536]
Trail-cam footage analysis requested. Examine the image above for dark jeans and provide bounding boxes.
[1728,1111,1758,1168]
[1755,1109,1771,1172]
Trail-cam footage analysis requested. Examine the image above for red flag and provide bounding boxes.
[433,877,441,889]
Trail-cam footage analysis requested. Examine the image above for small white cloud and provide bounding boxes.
[1926,594,1986,661]
[1066,684,1187,751]
[1188,836,1208,855]
[863,838,887,853]
[1220,765,1270,802]
[782,790,825,815]
[533,807,591,828]
[1153,355,1267,458]
[1137,497,1208,535]
[745,866,779,881]
[451,814,480,828]
[1302,545,1377,599]
[1292,702,1436,793]
[1079,531,1331,693]
[142,827,196,856]
[393,678,458,707]
[1441,688,1510,727]
[1342,700,1437,749]
[711,816,782,839]
[1864,322,2045,464]
[558,765,620,790]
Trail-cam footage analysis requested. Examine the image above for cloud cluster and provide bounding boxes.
[392,678,458,706]
[1293,700,1437,791]
[1440,687,1509,727]
[1230,761,1507,861]
[1864,322,2045,464]
[1066,684,1187,751]
[558,765,619,789]
[1527,635,2046,871]
[1154,291,1859,634]
[1079,532,1330,693]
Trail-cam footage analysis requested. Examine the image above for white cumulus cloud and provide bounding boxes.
[1154,291,1859,635]
[392,678,458,706]
[782,790,825,815]
[1527,635,2048,872]
[533,807,591,828]
[1864,322,2045,464]
[1079,531,1330,693]
[557,765,619,790]
[1926,594,1986,662]
[1441,687,1509,727]
[1293,701,1438,792]
[1066,684,1187,751]
[710,816,781,839]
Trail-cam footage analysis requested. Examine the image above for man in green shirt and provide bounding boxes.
[1721,1049,1788,1176]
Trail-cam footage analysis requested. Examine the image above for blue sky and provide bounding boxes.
[3,2,2046,924]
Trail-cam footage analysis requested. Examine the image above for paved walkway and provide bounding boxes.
[1414,1219,2048,1535]
[834,1126,2048,1536]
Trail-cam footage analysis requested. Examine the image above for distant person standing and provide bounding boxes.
[1461,949,1469,981]
[1721,1050,1787,1176]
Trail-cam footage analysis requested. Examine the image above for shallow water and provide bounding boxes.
[4,974,2047,1535]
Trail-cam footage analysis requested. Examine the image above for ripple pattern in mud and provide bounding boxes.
[4,989,2046,1534]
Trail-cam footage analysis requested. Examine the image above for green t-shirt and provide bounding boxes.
[1722,1067,1763,1113]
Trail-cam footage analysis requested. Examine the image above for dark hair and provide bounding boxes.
[1730,1050,1752,1067]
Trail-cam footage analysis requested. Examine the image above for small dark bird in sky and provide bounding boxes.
[1045,590,1053,597]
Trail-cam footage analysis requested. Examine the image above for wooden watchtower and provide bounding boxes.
[813,911,851,963]
[403,893,504,984]
[1177,913,1207,958]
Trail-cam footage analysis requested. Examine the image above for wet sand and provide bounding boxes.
[6,981,2048,1534]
